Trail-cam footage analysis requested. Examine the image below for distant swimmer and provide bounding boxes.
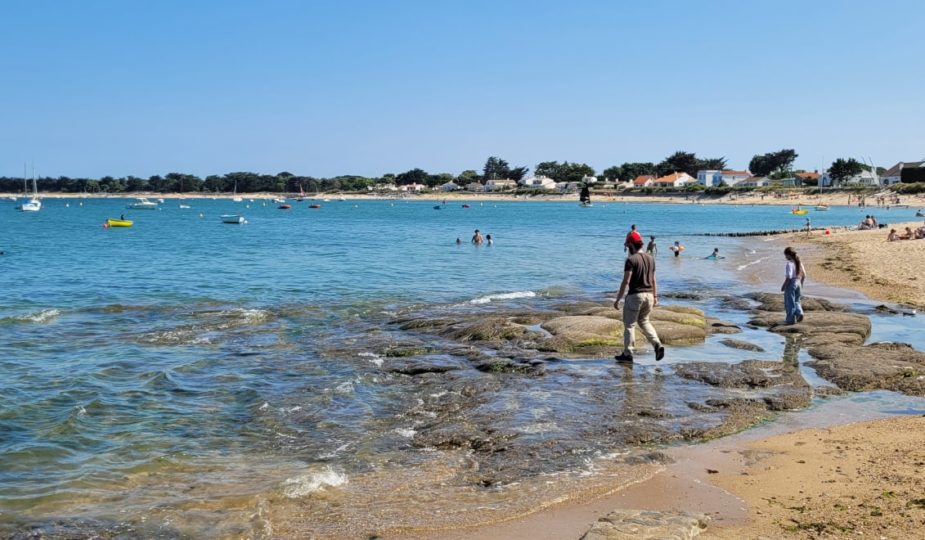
[916,209,924,217]
[486,234,493,246]
[471,229,483,245]
[705,248,725,260]
[646,236,657,256]
[669,241,685,257]
[456,237,462,245]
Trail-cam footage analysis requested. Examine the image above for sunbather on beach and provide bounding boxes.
[888,229,900,242]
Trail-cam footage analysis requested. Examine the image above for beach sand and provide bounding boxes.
[789,221,925,309]
[708,416,925,539]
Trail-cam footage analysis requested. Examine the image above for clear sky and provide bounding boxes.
[2,0,923,179]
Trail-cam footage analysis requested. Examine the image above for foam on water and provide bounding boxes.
[281,466,348,498]
[469,291,536,304]
[2,308,61,324]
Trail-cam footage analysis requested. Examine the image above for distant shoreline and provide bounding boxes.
[6,190,923,207]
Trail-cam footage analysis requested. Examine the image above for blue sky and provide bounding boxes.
[1,0,922,179]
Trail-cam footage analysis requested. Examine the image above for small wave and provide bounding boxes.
[737,257,768,271]
[469,291,536,305]
[281,467,348,498]
[2,308,61,324]
[358,351,383,367]
[393,428,417,438]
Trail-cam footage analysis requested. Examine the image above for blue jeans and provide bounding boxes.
[784,281,803,324]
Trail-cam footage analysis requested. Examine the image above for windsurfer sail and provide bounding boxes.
[579,184,591,206]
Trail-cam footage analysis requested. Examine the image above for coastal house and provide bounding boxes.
[519,175,557,190]
[485,178,517,192]
[400,183,427,192]
[466,181,485,192]
[795,171,821,185]
[697,169,750,187]
[881,161,925,184]
[653,172,695,188]
[820,169,880,188]
[697,170,721,187]
[440,181,460,192]
[556,181,581,192]
[717,170,751,186]
[374,183,399,192]
[633,175,655,188]
[737,176,769,188]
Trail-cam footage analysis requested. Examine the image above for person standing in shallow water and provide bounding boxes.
[471,229,483,245]
[614,235,665,363]
[781,246,806,324]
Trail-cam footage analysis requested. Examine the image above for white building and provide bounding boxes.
[519,175,557,190]
[440,181,460,192]
[485,179,517,192]
[820,169,880,188]
[697,170,721,187]
[466,181,485,192]
[653,172,695,188]
[737,176,768,188]
[581,175,598,184]
[400,183,427,192]
[880,161,924,185]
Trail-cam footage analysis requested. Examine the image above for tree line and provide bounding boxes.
[0,149,904,194]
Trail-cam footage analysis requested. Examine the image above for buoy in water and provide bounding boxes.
[199,212,204,218]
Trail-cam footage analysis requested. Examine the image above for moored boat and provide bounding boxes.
[221,214,245,224]
[106,218,133,227]
[815,205,829,211]
[127,198,158,210]
[309,204,321,209]
[278,204,292,210]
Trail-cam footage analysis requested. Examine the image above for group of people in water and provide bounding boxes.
[457,229,492,246]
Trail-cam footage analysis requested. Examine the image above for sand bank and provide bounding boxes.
[787,220,925,309]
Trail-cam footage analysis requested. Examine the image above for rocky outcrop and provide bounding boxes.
[747,310,871,345]
[581,509,710,540]
[807,342,925,396]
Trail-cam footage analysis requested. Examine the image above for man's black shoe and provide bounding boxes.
[614,352,634,363]
[655,345,665,362]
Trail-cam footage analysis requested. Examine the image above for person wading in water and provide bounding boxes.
[613,233,665,363]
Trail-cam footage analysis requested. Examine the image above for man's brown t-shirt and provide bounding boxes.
[624,252,655,294]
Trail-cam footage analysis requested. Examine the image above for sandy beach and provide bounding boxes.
[789,220,925,309]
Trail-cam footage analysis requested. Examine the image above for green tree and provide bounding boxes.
[396,168,429,186]
[618,162,656,182]
[602,165,623,181]
[657,151,700,176]
[482,156,509,180]
[828,158,864,186]
[749,149,798,177]
[457,170,480,184]
[534,161,562,179]
[697,157,727,170]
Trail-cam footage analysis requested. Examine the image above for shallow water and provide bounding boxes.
[1,198,923,537]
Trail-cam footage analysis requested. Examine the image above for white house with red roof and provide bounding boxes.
[633,175,655,187]
[653,172,695,188]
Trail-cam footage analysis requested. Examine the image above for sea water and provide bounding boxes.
[1,198,922,537]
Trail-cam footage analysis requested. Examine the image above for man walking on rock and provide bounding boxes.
[614,234,665,363]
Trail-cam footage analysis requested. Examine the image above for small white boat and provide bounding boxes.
[5,196,16,202]
[17,166,41,212]
[815,205,829,211]
[232,181,243,202]
[157,198,165,204]
[221,214,245,224]
[127,198,158,210]
[273,197,286,204]
[179,203,191,209]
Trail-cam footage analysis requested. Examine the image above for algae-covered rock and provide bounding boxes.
[807,342,925,396]
[747,292,849,313]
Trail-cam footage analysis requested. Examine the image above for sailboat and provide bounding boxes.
[232,180,243,202]
[579,184,592,207]
[296,184,305,202]
[19,165,41,212]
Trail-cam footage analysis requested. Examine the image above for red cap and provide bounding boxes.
[628,230,643,245]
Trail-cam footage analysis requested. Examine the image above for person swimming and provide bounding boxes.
[486,234,493,246]
[456,237,462,245]
[670,241,685,257]
[705,248,725,260]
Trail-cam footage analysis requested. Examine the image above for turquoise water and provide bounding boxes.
[1,198,921,537]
